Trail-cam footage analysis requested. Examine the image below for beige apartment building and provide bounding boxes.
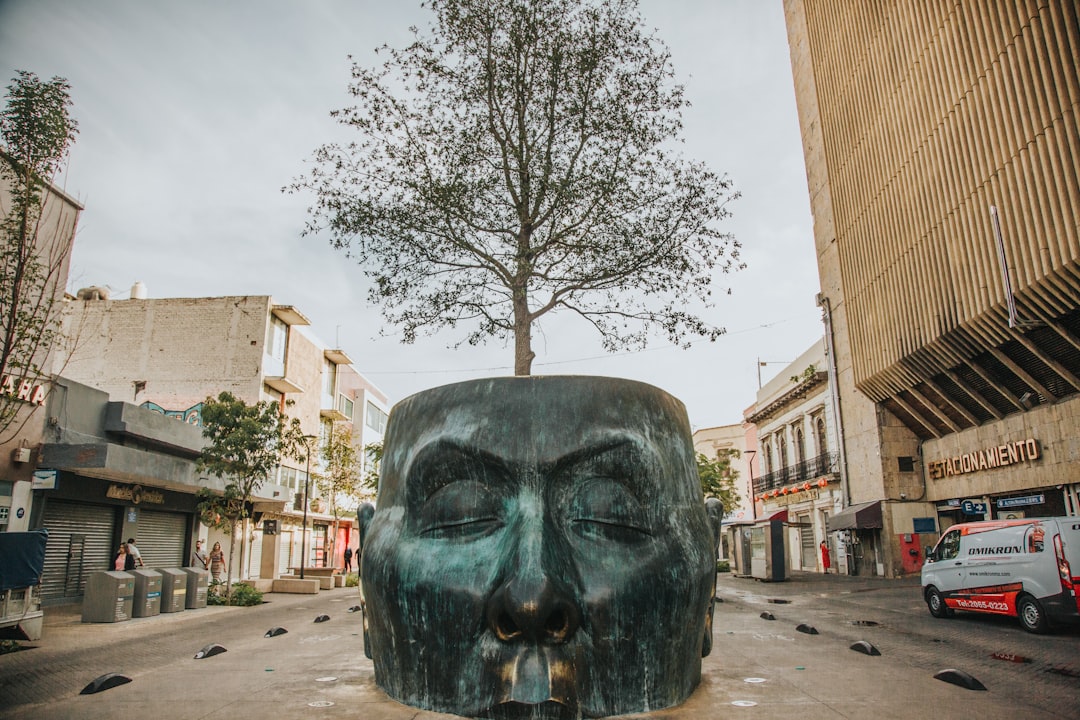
[785,1,1080,576]
[55,293,389,582]
[0,155,82,534]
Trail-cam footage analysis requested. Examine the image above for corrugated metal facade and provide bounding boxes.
[797,0,1080,438]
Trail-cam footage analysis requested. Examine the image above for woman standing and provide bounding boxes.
[208,541,225,585]
[113,543,128,571]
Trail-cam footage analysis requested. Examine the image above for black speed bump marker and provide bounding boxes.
[934,668,987,691]
[760,611,776,621]
[850,640,881,656]
[264,627,288,638]
[795,624,818,635]
[314,614,330,623]
[194,643,227,659]
[80,673,132,695]
[347,605,362,613]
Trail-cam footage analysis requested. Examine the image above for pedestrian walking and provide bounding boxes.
[126,537,144,568]
[191,539,208,570]
[208,541,225,585]
[343,545,353,573]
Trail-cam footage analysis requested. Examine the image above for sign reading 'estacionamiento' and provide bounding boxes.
[928,438,1040,480]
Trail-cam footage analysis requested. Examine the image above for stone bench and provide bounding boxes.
[271,577,320,594]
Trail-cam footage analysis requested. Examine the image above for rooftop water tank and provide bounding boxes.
[130,281,147,299]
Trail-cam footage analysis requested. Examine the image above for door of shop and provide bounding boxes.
[278,531,294,575]
[798,514,816,569]
[312,524,328,566]
[40,500,117,602]
[136,509,188,569]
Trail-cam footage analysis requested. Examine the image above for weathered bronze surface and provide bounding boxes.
[359,376,721,719]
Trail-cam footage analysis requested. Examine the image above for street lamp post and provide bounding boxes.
[300,435,316,580]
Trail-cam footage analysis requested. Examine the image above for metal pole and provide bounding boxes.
[300,436,313,580]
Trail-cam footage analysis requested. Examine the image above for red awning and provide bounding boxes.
[766,509,788,522]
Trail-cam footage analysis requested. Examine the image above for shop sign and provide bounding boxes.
[31,469,57,489]
[960,500,987,515]
[106,483,165,505]
[771,488,820,506]
[140,401,203,425]
[997,494,1044,509]
[927,438,1040,480]
[0,374,46,406]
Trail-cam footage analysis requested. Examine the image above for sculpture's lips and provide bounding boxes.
[476,700,578,720]
[483,645,580,719]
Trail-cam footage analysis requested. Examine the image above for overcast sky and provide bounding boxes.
[0,0,822,429]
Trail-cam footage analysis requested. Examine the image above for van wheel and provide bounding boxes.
[1018,595,1048,634]
[926,587,952,618]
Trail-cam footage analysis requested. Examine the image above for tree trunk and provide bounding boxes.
[512,282,534,375]
[225,523,237,603]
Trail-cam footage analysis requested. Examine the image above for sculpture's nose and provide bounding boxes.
[486,572,579,644]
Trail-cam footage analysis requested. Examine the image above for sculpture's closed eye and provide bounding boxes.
[568,478,652,543]
[418,479,504,539]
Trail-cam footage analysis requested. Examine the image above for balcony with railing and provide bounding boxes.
[753,451,839,495]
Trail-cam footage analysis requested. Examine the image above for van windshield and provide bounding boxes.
[932,529,961,562]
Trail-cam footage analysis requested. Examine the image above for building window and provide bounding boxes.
[898,456,916,472]
[264,315,287,376]
[794,426,805,465]
[322,358,336,409]
[366,402,388,434]
[815,416,827,455]
[280,466,298,490]
[337,394,354,420]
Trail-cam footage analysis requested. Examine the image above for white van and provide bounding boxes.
[921,516,1080,633]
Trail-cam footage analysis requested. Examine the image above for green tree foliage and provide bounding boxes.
[292,0,742,375]
[314,423,364,558]
[0,71,78,440]
[360,441,382,494]
[697,449,741,516]
[196,392,304,600]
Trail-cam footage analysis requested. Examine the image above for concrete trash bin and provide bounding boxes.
[131,568,163,618]
[158,568,187,613]
[82,571,135,623]
[182,567,209,609]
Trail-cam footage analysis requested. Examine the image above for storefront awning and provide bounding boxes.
[827,500,882,531]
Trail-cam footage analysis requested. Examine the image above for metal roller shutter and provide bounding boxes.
[41,501,117,601]
[136,510,187,569]
[247,531,263,578]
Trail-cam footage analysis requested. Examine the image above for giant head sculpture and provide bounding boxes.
[359,376,722,719]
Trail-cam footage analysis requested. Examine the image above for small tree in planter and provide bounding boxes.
[196,392,304,602]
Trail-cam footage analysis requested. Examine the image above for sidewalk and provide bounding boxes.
[0,575,1072,719]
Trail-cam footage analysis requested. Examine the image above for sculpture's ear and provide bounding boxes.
[704,498,724,557]
[356,502,376,660]
[357,502,375,554]
[702,498,724,657]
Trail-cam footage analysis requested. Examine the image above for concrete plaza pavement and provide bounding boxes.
[1,572,1076,719]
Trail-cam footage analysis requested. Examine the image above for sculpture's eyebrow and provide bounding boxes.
[545,435,658,496]
[404,439,512,504]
